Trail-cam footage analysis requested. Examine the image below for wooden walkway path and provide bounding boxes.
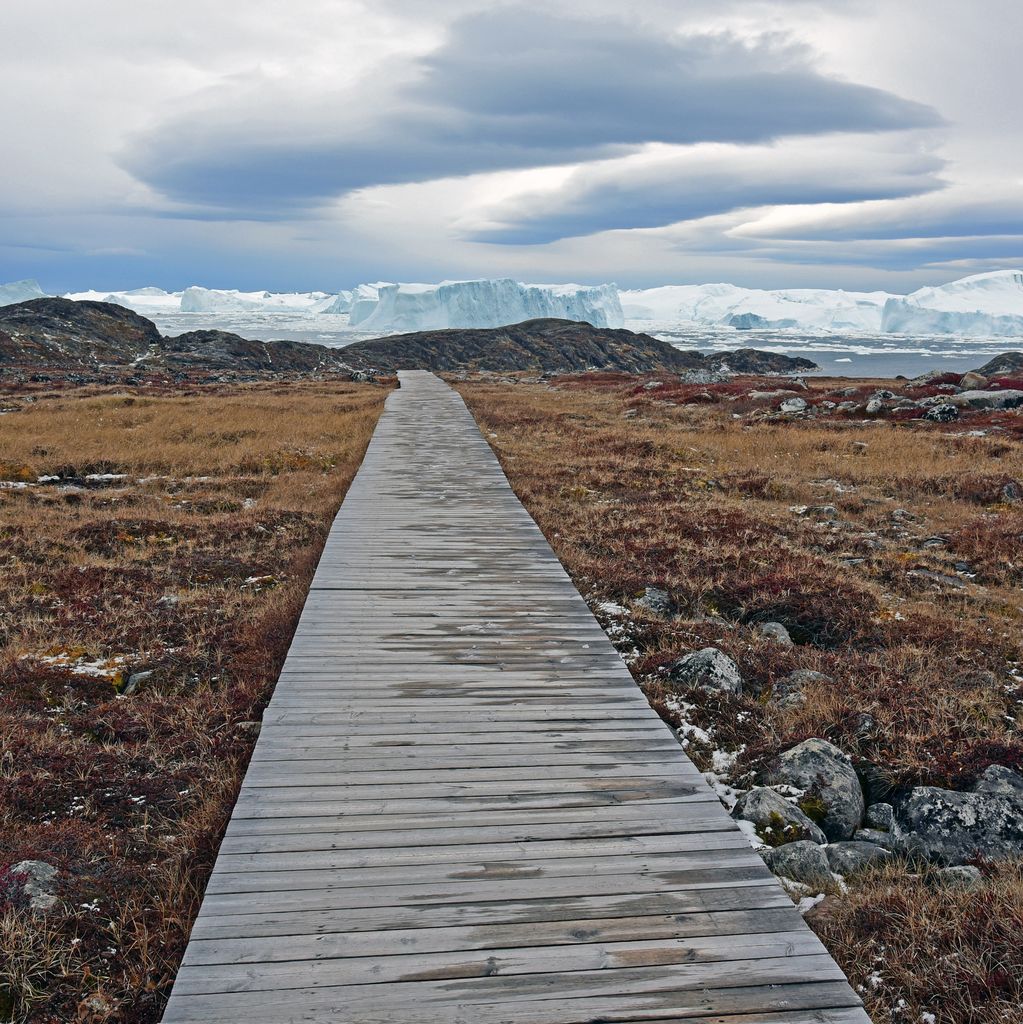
[162,371,870,1024]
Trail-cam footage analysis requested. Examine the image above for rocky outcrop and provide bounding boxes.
[825,841,894,875]
[894,766,1023,865]
[667,647,743,694]
[731,786,826,845]
[761,841,831,885]
[761,739,865,841]
[973,352,1023,376]
[0,297,161,365]
[342,319,818,374]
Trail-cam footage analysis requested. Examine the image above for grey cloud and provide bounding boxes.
[121,8,940,213]
[474,138,945,243]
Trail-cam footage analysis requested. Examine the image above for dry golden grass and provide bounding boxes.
[0,380,391,1023]
[456,373,1023,1024]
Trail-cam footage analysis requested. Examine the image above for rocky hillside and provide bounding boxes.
[342,318,818,374]
[0,298,355,374]
[0,298,162,365]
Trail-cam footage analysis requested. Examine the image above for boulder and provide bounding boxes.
[779,397,807,414]
[959,371,988,389]
[11,859,58,912]
[895,782,1023,864]
[923,403,959,423]
[947,389,1023,410]
[771,669,830,709]
[865,398,885,414]
[825,841,894,875]
[758,621,793,646]
[865,802,895,830]
[973,764,1023,799]
[731,786,827,846]
[934,865,982,888]
[634,586,673,617]
[667,647,743,694]
[853,827,904,853]
[761,841,832,885]
[762,739,865,841]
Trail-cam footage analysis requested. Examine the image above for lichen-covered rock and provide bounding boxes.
[779,396,807,414]
[934,865,982,888]
[634,586,673,617]
[731,786,826,845]
[771,669,830,709]
[667,647,743,694]
[896,782,1023,864]
[923,403,959,423]
[761,841,831,885]
[973,764,1023,799]
[11,859,58,912]
[758,621,793,646]
[853,827,904,852]
[865,802,895,830]
[825,841,894,875]
[762,738,865,841]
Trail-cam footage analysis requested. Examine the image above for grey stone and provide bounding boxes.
[865,802,895,830]
[761,841,832,885]
[896,785,1023,864]
[771,669,830,709]
[122,669,155,696]
[667,647,743,694]
[731,786,827,846]
[853,828,904,852]
[924,403,959,423]
[779,397,807,414]
[947,389,1023,410]
[825,841,894,875]
[634,586,673,617]
[11,859,58,912]
[959,372,988,389]
[758,621,793,646]
[762,738,865,841]
[865,398,885,414]
[1001,481,1022,503]
[972,764,1023,800]
[935,865,982,888]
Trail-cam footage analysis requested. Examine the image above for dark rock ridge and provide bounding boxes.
[0,301,817,376]
[0,299,355,374]
[0,298,161,365]
[157,330,354,373]
[340,319,818,374]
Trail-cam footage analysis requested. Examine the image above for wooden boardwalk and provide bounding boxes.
[162,371,870,1024]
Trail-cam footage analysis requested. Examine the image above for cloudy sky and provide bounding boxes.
[2,0,1019,293]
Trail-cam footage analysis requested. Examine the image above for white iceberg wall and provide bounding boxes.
[0,279,48,306]
[881,298,1023,337]
[351,279,624,333]
[178,287,333,313]
[621,283,893,332]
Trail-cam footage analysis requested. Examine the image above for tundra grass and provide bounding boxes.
[456,372,1023,1024]
[0,379,391,1023]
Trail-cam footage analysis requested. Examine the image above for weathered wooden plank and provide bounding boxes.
[160,371,868,1024]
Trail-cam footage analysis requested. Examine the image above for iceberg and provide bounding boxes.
[65,287,183,313]
[621,283,894,332]
[179,287,334,313]
[881,270,1023,336]
[0,279,48,306]
[348,279,624,333]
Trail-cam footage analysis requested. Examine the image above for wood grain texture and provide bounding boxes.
[161,371,870,1024]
